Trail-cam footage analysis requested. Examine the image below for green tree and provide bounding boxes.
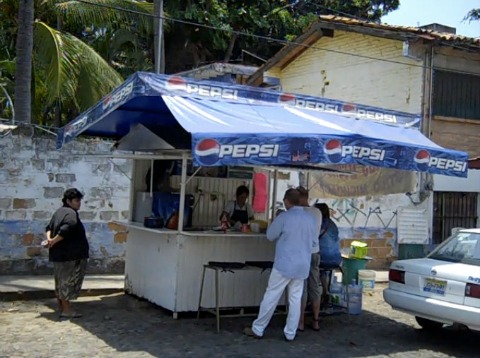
[163,0,400,73]
[3,0,153,125]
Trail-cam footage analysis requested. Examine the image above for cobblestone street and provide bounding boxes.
[1,283,478,357]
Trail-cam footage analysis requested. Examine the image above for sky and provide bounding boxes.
[382,0,480,38]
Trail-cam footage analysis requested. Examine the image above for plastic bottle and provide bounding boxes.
[330,276,343,307]
[220,212,229,233]
[348,279,363,315]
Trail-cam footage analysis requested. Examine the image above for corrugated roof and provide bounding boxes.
[318,15,480,48]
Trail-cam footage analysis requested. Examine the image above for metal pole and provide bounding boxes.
[154,0,164,74]
[177,154,188,232]
[271,170,278,220]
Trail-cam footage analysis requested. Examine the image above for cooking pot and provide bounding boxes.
[144,216,164,229]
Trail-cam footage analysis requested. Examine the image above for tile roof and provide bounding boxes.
[318,15,480,48]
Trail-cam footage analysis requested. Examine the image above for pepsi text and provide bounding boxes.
[428,157,466,172]
[341,146,386,161]
[103,82,134,110]
[218,144,279,159]
[284,99,397,123]
[175,83,238,100]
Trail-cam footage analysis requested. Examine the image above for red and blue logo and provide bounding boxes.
[324,139,343,163]
[166,76,187,91]
[277,93,297,106]
[414,149,431,171]
[195,139,221,165]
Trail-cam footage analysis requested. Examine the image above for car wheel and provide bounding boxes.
[415,316,444,330]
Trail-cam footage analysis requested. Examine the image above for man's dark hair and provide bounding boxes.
[284,188,300,206]
[296,186,309,199]
[62,188,84,205]
[315,203,330,219]
[236,185,250,197]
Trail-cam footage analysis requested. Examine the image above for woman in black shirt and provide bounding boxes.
[45,188,89,318]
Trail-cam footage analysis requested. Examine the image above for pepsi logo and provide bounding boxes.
[324,139,343,163]
[103,95,112,107]
[166,76,187,91]
[414,149,431,171]
[278,93,296,105]
[342,103,357,112]
[195,139,221,165]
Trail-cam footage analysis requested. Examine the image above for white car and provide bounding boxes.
[383,228,480,331]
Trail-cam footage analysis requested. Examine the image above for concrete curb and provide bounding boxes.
[0,288,124,301]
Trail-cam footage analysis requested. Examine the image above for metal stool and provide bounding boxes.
[197,261,246,332]
[197,261,280,332]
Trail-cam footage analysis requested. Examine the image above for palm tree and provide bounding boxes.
[14,0,34,124]
[6,0,154,126]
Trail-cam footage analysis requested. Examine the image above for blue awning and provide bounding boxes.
[57,72,468,177]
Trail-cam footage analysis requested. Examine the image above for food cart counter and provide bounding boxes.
[124,222,275,317]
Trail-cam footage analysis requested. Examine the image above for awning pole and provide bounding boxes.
[265,170,272,223]
[271,169,278,221]
[150,159,154,198]
[177,154,188,232]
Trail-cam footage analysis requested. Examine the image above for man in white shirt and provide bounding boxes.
[297,186,322,331]
[243,188,317,341]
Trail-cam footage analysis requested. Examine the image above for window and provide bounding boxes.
[433,71,480,120]
[432,192,478,244]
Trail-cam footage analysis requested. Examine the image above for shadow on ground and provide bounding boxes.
[36,292,479,358]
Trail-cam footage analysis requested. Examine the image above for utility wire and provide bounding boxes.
[71,0,480,77]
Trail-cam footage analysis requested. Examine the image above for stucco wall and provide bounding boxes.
[278,30,424,114]
[0,129,132,274]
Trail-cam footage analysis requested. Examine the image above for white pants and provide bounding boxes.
[252,268,304,340]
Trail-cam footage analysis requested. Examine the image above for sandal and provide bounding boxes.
[60,311,83,319]
[311,319,320,331]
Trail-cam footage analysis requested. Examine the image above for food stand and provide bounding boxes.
[56,72,468,317]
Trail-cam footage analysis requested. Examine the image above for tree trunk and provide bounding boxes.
[224,33,238,62]
[14,0,35,124]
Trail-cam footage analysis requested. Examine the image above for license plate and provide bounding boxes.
[423,278,447,295]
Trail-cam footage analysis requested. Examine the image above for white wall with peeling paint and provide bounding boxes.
[0,131,132,274]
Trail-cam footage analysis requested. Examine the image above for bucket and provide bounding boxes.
[358,269,376,291]
[342,257,368,285]
[348,282,363,315]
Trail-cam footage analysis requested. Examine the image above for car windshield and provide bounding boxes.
[428,232,480,266]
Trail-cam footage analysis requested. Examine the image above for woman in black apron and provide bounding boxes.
[220,185,254,226]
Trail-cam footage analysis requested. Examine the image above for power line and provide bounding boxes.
[56,0,480,77]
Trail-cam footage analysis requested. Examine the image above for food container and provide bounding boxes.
[144,216,164,229]
[250,223,260,233]
[350,241,368,259]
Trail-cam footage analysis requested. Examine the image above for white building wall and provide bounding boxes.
[279,30,424,114]
[0,132,132,274]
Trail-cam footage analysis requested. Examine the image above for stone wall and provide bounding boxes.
[0,128,132,275]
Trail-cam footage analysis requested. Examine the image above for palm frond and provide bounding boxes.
[49,0,154,35]
[73,32,124,109]
[33,21,79,107]
[33,21,123,110]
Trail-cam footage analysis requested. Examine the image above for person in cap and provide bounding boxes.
[243,188,317,341]
[297,186,322,331]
